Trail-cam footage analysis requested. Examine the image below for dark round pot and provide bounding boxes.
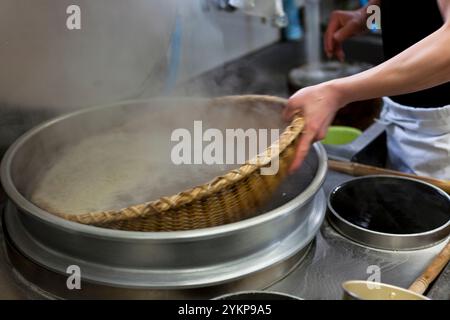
[327,175,450,250]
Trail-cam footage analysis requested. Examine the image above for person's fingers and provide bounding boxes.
[334,44,346,62]
[328,20,358,61]
[283,95,303,121]
[282,105,293,121]
[324,13,343,58]
[334,21,356,61]
[323,35,331,58]
[282,103,290,120]
[289,130,315,173]
[333,20,358,44]
[283,106,302,121]
[324,27,337,58]
[318,125,329,141]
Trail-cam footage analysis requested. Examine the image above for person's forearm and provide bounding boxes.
[333,21,450,105]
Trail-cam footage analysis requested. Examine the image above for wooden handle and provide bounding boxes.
[328,160,450,194]
[408,242,450,294]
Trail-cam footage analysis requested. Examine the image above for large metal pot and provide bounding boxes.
[1,98,328,299]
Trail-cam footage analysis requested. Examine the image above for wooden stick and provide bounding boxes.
[408,242,450,295]
[328,160,450,194]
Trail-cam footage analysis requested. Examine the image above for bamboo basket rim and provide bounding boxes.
[56,95,304,225]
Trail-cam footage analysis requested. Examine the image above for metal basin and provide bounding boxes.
[214,290,303,300]
[1,98,327,298]
[328,176,450,250]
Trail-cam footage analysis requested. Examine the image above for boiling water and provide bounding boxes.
[30,99,286,215]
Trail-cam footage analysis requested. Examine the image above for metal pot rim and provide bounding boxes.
[327,175,450,250]
[212,290,303,300]
[1,98,328,241]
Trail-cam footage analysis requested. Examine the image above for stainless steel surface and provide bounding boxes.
[327,175,450,251]
[3,189,325,291]
[269,171,450,300]
[1,171,449,299]
[0,98,328,297]
[2,228,312,299]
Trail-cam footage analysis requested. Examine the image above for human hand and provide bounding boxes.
[324,9,368,61]
[283,82,347,172]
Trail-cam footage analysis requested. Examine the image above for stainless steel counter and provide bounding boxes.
[0,170,448,300]
[270,171,449,300]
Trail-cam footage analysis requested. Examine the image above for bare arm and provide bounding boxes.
[438,0,450,20]
[336,5,450,104]
[285,0,450,171]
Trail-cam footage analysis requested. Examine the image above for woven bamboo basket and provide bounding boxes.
[53,95,304,231]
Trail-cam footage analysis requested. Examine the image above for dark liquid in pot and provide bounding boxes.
[330,177,450,234]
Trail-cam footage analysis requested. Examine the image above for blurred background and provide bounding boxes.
[0,0,383,164]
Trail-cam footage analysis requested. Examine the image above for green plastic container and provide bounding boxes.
[322,126,362,145]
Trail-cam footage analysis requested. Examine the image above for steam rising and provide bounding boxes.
[0,0,277,109]
[30,100,285,215]
[1,1,284,217]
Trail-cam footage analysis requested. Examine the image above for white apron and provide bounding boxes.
[379,97,450,180]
